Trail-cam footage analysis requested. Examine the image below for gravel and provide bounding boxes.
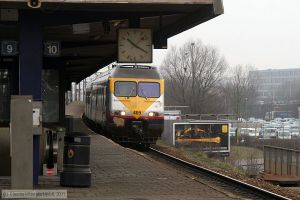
[152,144,300,200]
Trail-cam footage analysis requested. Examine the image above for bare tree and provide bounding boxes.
[161,40,227,113]
[223,65,257,118]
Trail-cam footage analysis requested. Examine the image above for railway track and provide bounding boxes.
[147,147,291,200]
[84,118,292,200]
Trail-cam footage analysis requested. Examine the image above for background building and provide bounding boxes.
[249,68,300,118]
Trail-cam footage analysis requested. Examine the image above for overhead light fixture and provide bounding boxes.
[72,23,90,35]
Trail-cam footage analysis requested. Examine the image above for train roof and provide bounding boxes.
[86,64,163,89]
[111,65,162,79]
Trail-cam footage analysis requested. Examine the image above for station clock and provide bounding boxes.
[118,28,153,63]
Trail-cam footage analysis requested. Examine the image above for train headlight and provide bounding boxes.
[148,112,154,117]
[120,111,126,116]
[148,112,161,117]
[148,112,159,117]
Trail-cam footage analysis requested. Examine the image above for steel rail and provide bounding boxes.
[149,147,291,200]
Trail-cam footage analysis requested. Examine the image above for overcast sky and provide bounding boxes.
[153,0,300,70]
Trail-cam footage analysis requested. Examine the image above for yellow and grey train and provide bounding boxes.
[84,65,164,145]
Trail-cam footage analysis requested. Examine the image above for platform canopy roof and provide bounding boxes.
[0,0,223,83]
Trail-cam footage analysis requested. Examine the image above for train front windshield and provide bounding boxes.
[138,82,160,98]
[114,81,160,98]
[114,81,137,97]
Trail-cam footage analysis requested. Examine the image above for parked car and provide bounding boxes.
[263,128,277,138]
[290,125,300,137]
[277,130,292,139]
[240,128,259,137]
[229,127,237,137]
[247,128,259,137]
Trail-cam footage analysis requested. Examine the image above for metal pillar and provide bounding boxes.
[19,11,43,186]
[59,67,66,124]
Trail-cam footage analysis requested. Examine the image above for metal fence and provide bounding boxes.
[264,145,300,177]
[181,114,238,121]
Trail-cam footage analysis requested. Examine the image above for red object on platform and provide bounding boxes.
[47,168,53,175]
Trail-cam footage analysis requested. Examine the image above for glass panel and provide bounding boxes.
[42,70,59,123]
[0,69,10,123]
[138,82,160,98]
[114,81,136,97]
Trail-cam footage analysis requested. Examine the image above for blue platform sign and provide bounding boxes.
[1,40,18,56]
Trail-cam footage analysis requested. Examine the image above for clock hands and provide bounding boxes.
[133,37,145,47]
[127,38,148,54]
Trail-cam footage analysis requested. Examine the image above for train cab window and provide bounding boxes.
[138,82,160,98]
[114,81,136,97]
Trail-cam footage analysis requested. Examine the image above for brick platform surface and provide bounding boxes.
[51,133,233,199]
[0,132,233,200]
[0,102,234,199]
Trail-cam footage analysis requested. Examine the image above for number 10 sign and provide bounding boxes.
[44,41,61,57]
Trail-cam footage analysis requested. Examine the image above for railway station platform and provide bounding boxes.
[1,102,232,200]
[0,0,224,191]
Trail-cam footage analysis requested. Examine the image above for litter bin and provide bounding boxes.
[60,132,91,187]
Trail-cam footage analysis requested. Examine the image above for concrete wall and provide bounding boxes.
[161,120,175,146]
[10,96,33,189]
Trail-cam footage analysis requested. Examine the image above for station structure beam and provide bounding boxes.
[19,10,43,185]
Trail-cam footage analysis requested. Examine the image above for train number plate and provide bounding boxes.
[133,111,142,115]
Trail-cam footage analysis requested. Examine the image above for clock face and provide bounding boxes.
[118,28,153,63]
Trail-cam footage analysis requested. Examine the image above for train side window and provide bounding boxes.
[96,87,104,110]
[97,89,100,109]
[104,86,107,107]
[96,94,100,108]
[102,87,106,107]
[86,92,90,103]
[100,87,104,107]
[92,91,96,108]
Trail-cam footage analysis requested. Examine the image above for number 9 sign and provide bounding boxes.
[1,40,18,56]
